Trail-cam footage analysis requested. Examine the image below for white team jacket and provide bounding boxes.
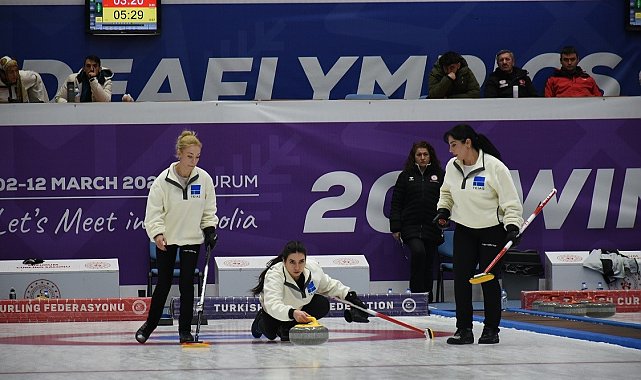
[260,259,350,321]
[144,164,219,245]
[437,149,523,229]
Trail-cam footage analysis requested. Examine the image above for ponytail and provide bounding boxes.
[476,134,502,161]
[250,254,283,295]
[443,124,502,161]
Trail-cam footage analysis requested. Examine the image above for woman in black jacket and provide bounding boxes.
[389,141,445,302]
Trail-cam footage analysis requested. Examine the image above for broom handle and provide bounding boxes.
[480,188,557,274]
[196,245,212,312]
[332,296,426,336]
[194,240,215,341]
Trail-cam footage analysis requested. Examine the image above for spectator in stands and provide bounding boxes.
[136,130,219,344]
[433,124,523,345]
[249,240,369,342]
[0,55,49,103]
[54,55,113,102]
[389,141,444,302]
[483,50,538,98]
[544,46,602,97]
[428,51,480,99]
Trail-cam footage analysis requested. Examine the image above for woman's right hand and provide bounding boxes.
[293,310,311,323]
[154,234,167,251]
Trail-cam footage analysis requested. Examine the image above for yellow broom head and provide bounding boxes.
[181,340,211,349]
[469,272,495,284]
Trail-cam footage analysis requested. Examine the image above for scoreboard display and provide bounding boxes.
[629,0,641,31]
[86,0,160,35]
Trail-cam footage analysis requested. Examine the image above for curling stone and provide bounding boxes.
[538,302,558,313]
[554,303,586,316]
[530,300,544,311]
[585,302,616,318]
[289,317,329,345]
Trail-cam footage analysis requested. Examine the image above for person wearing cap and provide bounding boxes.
[0,56,49,103]
[54,55,113,103]
[483,50,538,98]
[428,51,481,99]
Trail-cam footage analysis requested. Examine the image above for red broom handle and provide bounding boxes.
[479,188,557,274]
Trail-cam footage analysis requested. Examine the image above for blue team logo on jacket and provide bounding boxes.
[472,176,486,190]
[307,281,317,294]
[190,184,202,198]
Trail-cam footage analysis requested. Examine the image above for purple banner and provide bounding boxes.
[1,101,640,285]
[170,293,430,320]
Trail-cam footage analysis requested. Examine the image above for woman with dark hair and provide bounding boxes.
[250,241,369,341]
[433,124,523,345]
[389,141,445,301]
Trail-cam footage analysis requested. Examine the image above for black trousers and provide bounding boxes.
[452,224,506,329]
[405,237,438,299]
[260,294,330,340]
[146,244,200,333]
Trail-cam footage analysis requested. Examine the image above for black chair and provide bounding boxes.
[147,241,203,297]
[435,230,454,303]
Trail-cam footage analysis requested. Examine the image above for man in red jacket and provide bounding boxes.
[544,46,602,97]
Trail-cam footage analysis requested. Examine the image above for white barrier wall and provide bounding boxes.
[0,259,120,299]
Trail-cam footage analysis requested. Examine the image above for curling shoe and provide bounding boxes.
[179,331,194,343]
[478,327,500,344]
[251,310,264,338]
[135,322,152,344]
[446,328,474,345]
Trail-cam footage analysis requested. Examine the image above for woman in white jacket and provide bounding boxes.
[250,241,369,341]
[434,124,523,345]
[136,130,219,344]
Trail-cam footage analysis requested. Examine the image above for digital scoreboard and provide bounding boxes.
[628,0,641,31]
[86,0,160,35]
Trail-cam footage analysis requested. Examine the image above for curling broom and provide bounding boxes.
[182,236,217,348]
[332,296,434,339]
[469,188,557,285]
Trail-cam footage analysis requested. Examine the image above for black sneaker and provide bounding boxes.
[478,327,500,344]
[446,328,474,345]
[179,331,194,343]
[135,322,153,344]
[251,310,263,338]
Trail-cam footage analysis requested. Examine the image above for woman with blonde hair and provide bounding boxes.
[136,130,219,344]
